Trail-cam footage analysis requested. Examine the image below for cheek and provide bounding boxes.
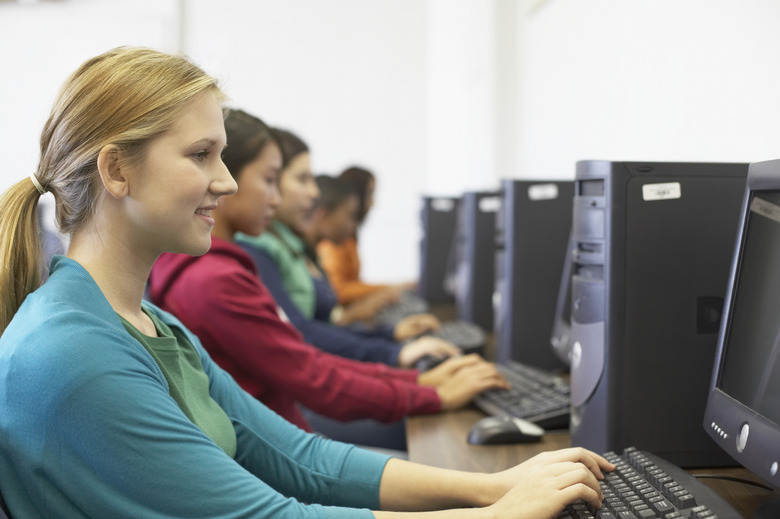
[292,182,311,206]
[256,185,272,210]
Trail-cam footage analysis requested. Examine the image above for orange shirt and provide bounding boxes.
[317,237,390,304]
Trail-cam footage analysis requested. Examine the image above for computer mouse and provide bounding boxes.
[467,415,545,445]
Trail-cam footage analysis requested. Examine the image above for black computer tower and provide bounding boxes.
[569,160,747,467]
[495,180,574,369]
[450,191,501,330]
[418,196,460,303]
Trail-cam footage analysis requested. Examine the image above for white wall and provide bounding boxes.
[0,0,181,194]
[3,0,780,282]
[517,0,780,179]
[182,0,432,283]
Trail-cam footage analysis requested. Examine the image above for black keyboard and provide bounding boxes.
[472,360,570,430]
[428,320,486,355]
[557,447,741,519]
[374,291,430,326]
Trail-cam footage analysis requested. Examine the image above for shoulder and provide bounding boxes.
[1,289,166,417]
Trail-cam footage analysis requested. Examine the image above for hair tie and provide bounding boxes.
[30,174,46,195]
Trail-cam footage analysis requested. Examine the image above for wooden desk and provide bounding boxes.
[407,408,780,517]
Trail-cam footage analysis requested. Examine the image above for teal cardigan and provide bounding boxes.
[237,220,318,319]
[0,256,389,518]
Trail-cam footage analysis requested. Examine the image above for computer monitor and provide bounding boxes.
[549,232,574,366]
[703,159,780,511]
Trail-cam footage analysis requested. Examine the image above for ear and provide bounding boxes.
[96,144,129,199]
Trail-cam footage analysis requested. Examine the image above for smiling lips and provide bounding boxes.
[195,205,216,225]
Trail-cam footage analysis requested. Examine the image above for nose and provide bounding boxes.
[309,179,320,200]
[213,160,238,197]
[269,182,281,208]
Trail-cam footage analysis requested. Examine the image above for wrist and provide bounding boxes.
[472,472,506,508]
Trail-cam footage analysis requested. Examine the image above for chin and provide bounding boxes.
[182,237,213,256]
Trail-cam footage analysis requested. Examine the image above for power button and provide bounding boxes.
[736,423,749,453]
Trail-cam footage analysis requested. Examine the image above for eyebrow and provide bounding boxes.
[190,138,224,149]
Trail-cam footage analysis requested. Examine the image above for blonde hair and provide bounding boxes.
[0,46,224,334]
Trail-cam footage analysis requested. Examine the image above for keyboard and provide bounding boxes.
[374,291,430,326]
[428,320,486,355]
[473,360,570,430]
[557,447,741,519]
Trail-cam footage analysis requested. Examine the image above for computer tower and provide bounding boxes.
[494,180,574,370]
[569,160,747,468]
[418,196,460,303]
[450,191,501,330]
[550,233,575,366]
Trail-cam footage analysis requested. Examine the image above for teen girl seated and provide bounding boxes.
[318,165,415,307]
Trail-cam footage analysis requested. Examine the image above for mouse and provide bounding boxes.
[467,415,545,445]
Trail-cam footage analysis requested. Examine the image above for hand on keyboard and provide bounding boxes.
[393,313,441,341]
[396,336,461,369]
[485,447,615,519]
[556,447,744,519]
[418,354,510,411]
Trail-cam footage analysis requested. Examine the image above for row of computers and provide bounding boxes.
[414,159,780,517]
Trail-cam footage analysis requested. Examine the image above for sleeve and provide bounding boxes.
[178,316,398,509]
[250,247,402,366]
[3,311,381,519]
[174,264,441,424]
[344,321,396,340]
[318,239,390,304]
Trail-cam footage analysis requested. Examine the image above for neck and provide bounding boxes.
[67,225,155,328]
[300,221,322,248]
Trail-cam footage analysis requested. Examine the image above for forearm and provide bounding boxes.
[376,458,501,514]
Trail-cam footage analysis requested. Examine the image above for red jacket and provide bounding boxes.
[149,237,441,431]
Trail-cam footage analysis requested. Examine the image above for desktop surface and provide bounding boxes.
[406,410,780,517]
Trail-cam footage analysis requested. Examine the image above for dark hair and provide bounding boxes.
[271,127,309,170]
[314,175,358,212]
[222,109,277,178]
[339,166,375,224]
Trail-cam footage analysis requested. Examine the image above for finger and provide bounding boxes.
[458,366,511,392]
[458,361,508,384]
[439,353,483,371]
[557,482,603,510]
[555,462,602,496]
[421,314,441,330]
[432,342,461,357]
[549,448,615,480]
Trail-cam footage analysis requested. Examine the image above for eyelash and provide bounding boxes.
[192,150,209,162]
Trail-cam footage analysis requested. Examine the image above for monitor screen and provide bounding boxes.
[718,192,780,425]
[704,161,780,492]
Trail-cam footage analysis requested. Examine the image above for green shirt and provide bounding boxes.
[119,309,237,457]
[237,220,317,318]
